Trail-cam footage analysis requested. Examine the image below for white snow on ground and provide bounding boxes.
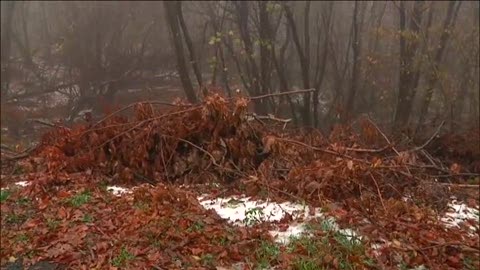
[6,182,480,235]
[197,195,317,224]
[15,181,30,187]
[106,186,132,196]
[3,181,478,259]
[197,195,362,244]
[441,198,479,233]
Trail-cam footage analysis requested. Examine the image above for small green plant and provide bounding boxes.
[334,231,363,253]
[302,222,318,232]
[6,213,27,224]
[144,231,162,248]
[68,191,91,207]
[112,246,135,267]
[16,197,30,206]
[15,233,29,243]
[46,218,60,231]
[320,217,337,231]
[0,190,10,203]
[243,207,265,226]
[287,235,317,256]
[255,240,280,269]
[82,214,94,223]
[294,258,320,270]
[187,220,205,233]
[201,253,215,267]
[216,236,229,246]
[133,201,150,211]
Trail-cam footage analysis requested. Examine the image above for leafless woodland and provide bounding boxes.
[1,1,479,142]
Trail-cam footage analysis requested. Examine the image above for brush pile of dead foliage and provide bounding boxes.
[2,92,479,269]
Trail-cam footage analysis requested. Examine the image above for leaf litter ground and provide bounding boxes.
[1,93,479,269]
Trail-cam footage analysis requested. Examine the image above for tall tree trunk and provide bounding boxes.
[40,2,52,63]
[344,1,365,122]
[416,1,461,130]
[164,1,198,103]
[271,18,298,124]
[313,1,334,128]
[234,1,265,114]
[451,1,477,130]
[1,1,16,99]
[393,1,425,131]
[284,2,311,126]
[176,1,203,89]
[359,1,386,114]
[206,3,231,97]
[259,1,272,97]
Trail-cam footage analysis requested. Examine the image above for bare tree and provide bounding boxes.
[0,1,16,98]
[394,1,425,131]
[308,2,334,128]
[283,1,312,126]
[344,1,366,121]
[176,1,203,89]
[1,1,477,134]
[164,1,198,103]
[416,1,461,130]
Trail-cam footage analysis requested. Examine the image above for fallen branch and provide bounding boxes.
[366,116,400,155]
[278,137,369,164]
[81,106,202,139]
[247,113,292,123]
[344,145,390,153]
[3,145,37,161]
[89,101,192,130]
[438,183,480,188]
[28,119,70,130]
[248,88,315,101]
[370,172,387,212]
[409,121,445,152]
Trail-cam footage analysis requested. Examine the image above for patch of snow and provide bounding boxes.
[198,195,361,244]
[441,199,479,233]
[107,186,132,196]
[15,181,30,187]
[410,265,428,270]
[270,223,306,244]
[198,196,318,225]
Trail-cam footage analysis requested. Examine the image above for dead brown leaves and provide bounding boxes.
[1,93,479,269]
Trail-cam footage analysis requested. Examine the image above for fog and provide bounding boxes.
[1,1,479,141]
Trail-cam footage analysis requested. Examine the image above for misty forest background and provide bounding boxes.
[1,1,479,142]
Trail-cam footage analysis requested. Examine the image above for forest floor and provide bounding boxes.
[1,93,479,270]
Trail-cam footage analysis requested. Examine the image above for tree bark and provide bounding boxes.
[359,1,386,114]
[416,1,461,130]
[284,2,311,126]
[344,1,366,122]
[313,1,333,128]
[393,1,425,131]
[176,1,203,89]
[1,1,16,99]
[233,1,265,114]
[164,1,198,103]
[259,1,272,97]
